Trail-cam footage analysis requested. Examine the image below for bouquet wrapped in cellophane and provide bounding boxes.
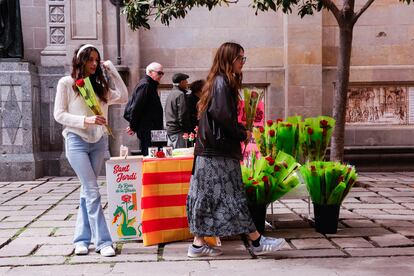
[252,116,301,160]
[243,88,264,131]
[299,161,357,205]
[299,116,335,162]
[241,151,301,205]
[75,77,113,137]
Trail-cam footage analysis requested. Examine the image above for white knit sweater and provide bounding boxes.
[54,61,128,143]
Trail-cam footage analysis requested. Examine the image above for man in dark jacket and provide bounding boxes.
[124,62,164,156]
[164,73,191,148]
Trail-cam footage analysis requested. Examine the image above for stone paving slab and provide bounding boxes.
[345,247,414,257]
[370,233,414,247]
[111,261,211,275]
[163,241,252,261]
[290,238,335,249]
[34,244,74,256]
[5,264,113,276]
[1,172,414,272]
[331,237,375,248]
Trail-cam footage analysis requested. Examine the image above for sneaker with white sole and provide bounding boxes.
[100,245,116,257]
[251,235,285,256]
[187,244,223,258]
[74,245,88,255]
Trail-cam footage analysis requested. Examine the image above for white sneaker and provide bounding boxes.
[74,245,88,255]
[100,245,116,257]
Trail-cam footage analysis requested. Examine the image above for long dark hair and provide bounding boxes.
[71,45,108,103]
[197,42,243,116]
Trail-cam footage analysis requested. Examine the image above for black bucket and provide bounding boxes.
[313,203,340,234]
[247,203,267,234]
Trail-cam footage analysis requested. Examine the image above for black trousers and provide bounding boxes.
[137,131,151,156]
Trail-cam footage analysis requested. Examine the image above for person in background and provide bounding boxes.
[165,73,191,148]
[54,44,128,257]
[123,62,164,156]
[187,79,205,132]
[186,42,286,258]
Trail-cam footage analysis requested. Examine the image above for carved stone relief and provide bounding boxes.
[346,85,411,125]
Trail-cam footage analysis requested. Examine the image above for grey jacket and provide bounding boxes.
[165,85,191,135]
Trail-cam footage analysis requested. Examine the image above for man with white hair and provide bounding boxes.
[124,62,164,156]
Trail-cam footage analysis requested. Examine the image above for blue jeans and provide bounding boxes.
[65,132,112,251]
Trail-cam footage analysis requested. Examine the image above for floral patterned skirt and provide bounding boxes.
[186,156,257,237]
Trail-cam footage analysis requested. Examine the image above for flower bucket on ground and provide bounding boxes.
[299,161,358,233]
[241,151,301,232]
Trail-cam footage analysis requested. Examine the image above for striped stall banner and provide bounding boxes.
[141,156,194,246]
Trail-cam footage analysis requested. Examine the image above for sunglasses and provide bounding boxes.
[233,55,247,64]
[153,70,164,76]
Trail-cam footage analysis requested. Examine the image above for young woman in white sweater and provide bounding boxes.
[54,44,128,257]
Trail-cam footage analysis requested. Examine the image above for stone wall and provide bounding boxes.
[5,0,414,179]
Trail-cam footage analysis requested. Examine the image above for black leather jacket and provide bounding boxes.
[194,75,246,160]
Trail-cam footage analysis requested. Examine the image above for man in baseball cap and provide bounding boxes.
[165,73,191,148]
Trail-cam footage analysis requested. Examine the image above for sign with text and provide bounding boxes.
[106,156,143,241]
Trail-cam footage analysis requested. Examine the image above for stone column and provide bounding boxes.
[283,13,323,117]
[0,62,42,181]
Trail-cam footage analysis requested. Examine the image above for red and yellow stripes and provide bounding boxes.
[141,157,194,246]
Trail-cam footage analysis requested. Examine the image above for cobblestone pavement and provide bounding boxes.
[0,172,414,275]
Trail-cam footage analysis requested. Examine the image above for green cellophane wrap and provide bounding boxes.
[299,161,358,205]
[242,151,301,205]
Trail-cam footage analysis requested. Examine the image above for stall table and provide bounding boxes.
[141,156,194,246]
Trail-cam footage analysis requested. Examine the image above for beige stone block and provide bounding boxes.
[175,48,213,68]
[230,27,284,48]
[323,27,338,47]
[322,10,337,26]
[286,12,321,26]
[247,48,283,67]
[243,71,268,84]
[247,11,283,28]
[172,8,213,28]
[211,7,249,28]
[21,6,45,28]
[304,86,323,109]
[287,44,322,65]
[288,65,322,86]
[287,86,305,106]
[288,106,321,118]
[322,46,338,66]
[287,25,322,44]
[34,27,47,49]
[140,48,177,67]
[266,70,285,87]
[191,28,231,48]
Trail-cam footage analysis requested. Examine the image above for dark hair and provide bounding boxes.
[189,79,205,95]
[197,42,243,116]
[71,44,108,103]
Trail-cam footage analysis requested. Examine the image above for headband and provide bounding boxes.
[76,44,96,58]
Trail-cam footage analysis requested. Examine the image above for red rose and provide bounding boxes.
[320,120,328,127]
[248,177,254,181]
[276,118,283,123]
[274,165,280,172]
[266,120,273,127]
[156,151,165,158]
[338,176,344,182]
[121,194,131,203]
[285,123,292,127]
[253,181,259,185]
[266,157,275,166]
[258,126,265,133]
[76,79,85,87]
[307,127,313,135]
[251,91,258,99]
[268,130,275,137]
[182,133,189,139]
[262,176,268,183]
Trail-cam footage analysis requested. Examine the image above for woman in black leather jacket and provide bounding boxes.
[186,42,286,258]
